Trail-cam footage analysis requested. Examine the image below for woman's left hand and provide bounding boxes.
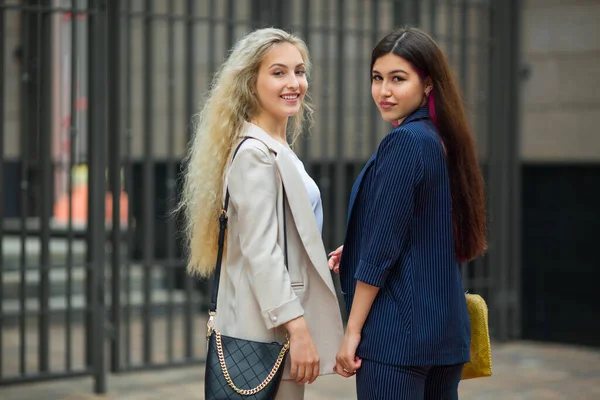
[328,245,343,274]
[333,331,362,378]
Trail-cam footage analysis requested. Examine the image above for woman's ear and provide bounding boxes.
[424,77,434,96]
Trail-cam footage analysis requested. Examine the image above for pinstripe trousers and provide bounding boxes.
[355,359,464,400]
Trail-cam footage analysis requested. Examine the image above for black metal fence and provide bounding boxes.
[0,0,522,394]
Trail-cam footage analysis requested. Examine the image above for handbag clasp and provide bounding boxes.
[207,311,216,338]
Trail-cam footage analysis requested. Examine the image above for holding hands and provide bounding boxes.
[334,330,362,377]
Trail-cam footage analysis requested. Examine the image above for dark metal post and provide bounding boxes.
[208,0,217,77]
[123,0,133,368]
[38,0,53,374]
[471,1,492,297]
[319,0,332,248]
[334,0,346,246]
[107,0,122,373]
[508,0,523,342]
[184,0,196,360]
[66,0,80,373]
[487,0,522,342]
[429,0,438,38]
[166,0,176,364]
[300,0,310,161]
[446,0,456,66]
[459,0,469,95]
[0,0,5,379]
[226,0,235,49]
[354,0,366,179]
[369,0,380,153]
[142,0,155,366]
[88,0,108,392]
[19,3,31,377]
[394,0,420,27]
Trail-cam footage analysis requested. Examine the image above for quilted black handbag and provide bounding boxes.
[205,137,290,400]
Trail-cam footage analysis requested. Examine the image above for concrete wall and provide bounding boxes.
[521,0,600,162]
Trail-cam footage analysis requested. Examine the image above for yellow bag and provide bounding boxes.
[462,293,492,379]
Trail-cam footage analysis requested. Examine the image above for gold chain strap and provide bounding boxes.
[214,330,290,396]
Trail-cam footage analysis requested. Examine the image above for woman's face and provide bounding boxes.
[254,42,308,122]
[371,53,430,125]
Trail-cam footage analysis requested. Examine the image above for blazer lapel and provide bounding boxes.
[276,154,337,297]
[346,153,376,225]
[345,107,430,223]
[243,123,337,297]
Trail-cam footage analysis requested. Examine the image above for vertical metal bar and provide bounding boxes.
[447,1,456,67]
[300,0,310,161]
[204,0,216,329]
[85,0,94,372]
[142,0,154,366]
[369,0,379,152]
[124,0,133,368]
[226,0,235,49]
[459,0,468,95]
[487,0,507,339]
[88,0,108,392]
[0,0,5,379]
[413,0,421,26]
[250,0,260,29]
[107,0,122,373]
[319,0,331,247]
[475,0,489,299]
[507,0,522,341]
[334,0,346,246]
[65,1,78,372]
[429,0,438,38]
[38,0,52,374]
[487,0,521,342]
[354,0,365,179]
[19,4,30,377]
[184,0,196,360]
[166,0,176,364]
[208,0,216,78]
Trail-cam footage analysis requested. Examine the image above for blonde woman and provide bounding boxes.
[180,28,344,399]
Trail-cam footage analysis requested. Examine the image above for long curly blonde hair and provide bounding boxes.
[180,28,313,277]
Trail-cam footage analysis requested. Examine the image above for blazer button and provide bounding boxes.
[272,316,277,322]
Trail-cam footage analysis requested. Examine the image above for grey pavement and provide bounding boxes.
[1,341,599,399]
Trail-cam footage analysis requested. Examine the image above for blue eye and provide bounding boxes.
[296,70,306,76]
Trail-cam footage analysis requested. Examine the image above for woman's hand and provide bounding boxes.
[285,317,320,384]
[334,330,362,378]
[328,245,343,273]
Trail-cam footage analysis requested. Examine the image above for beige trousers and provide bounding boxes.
[275,380,305,400]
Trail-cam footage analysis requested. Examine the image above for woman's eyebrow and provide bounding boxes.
[372,69,409,75]
[269,62,306,69]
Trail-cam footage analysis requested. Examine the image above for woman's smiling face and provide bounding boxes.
[254,42,308,122]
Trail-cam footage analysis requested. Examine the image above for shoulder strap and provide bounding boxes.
[209,137,288,314]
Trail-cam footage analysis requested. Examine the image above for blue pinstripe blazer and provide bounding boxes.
[339,107,471,367]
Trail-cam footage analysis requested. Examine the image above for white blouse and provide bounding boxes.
[276,144,324,234]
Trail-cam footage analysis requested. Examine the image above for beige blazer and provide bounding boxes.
[214,122,344,378]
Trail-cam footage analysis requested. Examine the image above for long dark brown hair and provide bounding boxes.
[372,27,487,262]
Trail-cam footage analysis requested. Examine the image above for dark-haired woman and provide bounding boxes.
[328,27,487,399]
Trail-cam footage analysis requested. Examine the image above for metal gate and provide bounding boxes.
[0,0,521,394]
